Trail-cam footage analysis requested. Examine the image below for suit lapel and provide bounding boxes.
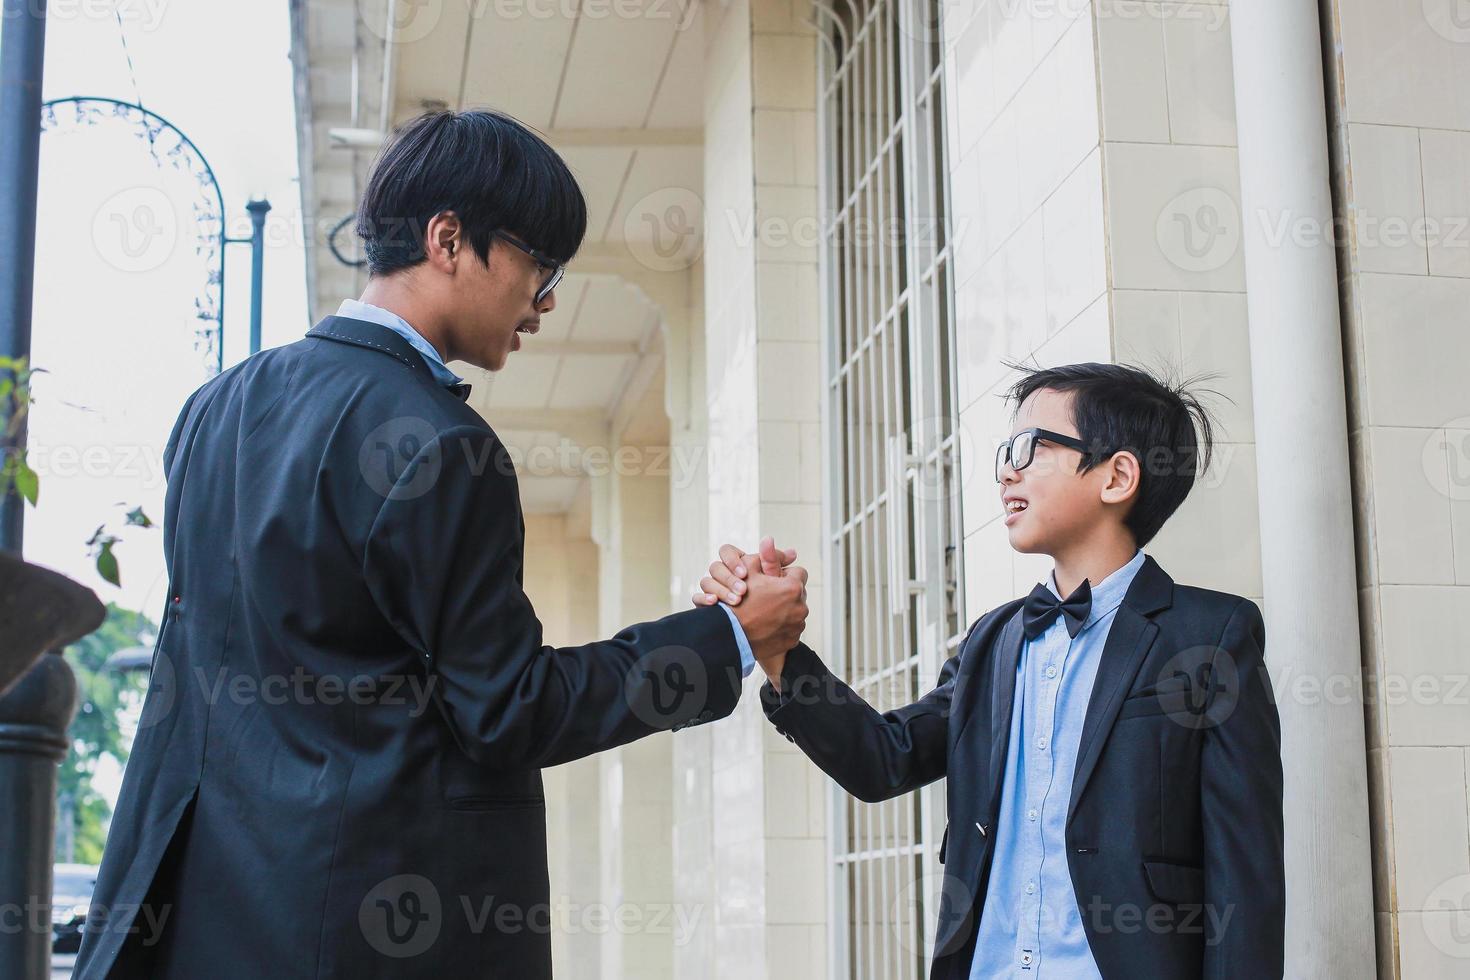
[1066,554,1174,826]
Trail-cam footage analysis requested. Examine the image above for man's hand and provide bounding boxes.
[692,537,806,690]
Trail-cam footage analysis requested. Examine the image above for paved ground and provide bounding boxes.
[52,953,76,978]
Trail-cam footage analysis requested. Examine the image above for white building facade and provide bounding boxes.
[290,0,1470,975]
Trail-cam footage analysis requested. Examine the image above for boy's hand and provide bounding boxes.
[692,540,798,606]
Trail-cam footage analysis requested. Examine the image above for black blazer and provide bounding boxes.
[761,554,1284,980]
[75,316,744,979]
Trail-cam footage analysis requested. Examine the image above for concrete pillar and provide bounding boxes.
[590,380,678,979]
[695,0,829,975]
[1227,1,1375,974]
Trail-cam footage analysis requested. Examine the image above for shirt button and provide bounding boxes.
[1045,665,1057,678]
[1021,952,1033,965]
[1036,737,1048,750]
[1025,881,1036,894]
[1028,808,1038,821]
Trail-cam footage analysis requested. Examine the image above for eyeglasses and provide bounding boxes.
[492,230,565,305]
[995,427,1104,482]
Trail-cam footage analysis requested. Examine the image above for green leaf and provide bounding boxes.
[13,457,38,506]
[95,541,120,587]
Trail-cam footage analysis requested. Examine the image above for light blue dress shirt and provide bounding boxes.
[970,547,1147,979]
[334,300,755,679]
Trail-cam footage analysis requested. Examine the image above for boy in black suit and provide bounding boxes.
[697,363,1284,979]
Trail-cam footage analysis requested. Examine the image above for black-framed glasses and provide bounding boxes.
[995,427,1102,482]
[492,230,565,305]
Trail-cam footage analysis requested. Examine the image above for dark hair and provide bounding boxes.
[999,360,1224,547]
[355,109,587,276]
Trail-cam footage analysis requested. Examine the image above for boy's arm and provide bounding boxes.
[757,642,958,804]
[1201,598,1285,979]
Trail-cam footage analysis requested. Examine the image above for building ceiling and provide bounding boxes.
[291,0,702,513]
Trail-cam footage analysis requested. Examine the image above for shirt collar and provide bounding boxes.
[335,299,463,388]
[1045,547,1147,631]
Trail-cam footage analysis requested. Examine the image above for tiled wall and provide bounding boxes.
[1323,1,1470,975]
[675,0,830,976]
[945,0,1263,617]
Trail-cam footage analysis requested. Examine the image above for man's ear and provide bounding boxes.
[424,211,462,270]
[1099,450,1141,508]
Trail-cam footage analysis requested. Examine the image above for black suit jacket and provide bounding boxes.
[761,554,1284,980]
[75,316,743,978]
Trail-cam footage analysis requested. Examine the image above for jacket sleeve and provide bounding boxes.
[758,641,961,803]
[1201,598,1285,979]
[362,424,744,769]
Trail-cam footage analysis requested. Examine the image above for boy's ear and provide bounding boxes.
[1099,450,1142,508]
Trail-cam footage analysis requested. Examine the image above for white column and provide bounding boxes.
[1227,2,1375,974]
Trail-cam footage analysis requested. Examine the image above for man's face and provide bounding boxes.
[998,388,1114,554]
[452,235,556,372]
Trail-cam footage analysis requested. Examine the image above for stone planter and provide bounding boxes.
[0,550,104,978]
[0,551,104,696]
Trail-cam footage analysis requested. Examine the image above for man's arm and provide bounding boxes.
[1201,598,1285,979]
[362,426,807,770]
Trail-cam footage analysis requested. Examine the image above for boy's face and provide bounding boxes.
[998,388,1128,555]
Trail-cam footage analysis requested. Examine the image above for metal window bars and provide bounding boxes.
[812,0,965,975]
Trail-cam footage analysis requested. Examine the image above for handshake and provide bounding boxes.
[691,536,808,691]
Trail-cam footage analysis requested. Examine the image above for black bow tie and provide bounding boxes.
[1023,579,1092,640]
[446,382,472,402]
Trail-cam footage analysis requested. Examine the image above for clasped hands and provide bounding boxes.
[691,536,806,688]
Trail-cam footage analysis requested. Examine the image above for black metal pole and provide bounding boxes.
[0,0,48,555]
[246,198,270,355]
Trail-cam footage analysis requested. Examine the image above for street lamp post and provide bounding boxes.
[0,0,49,556]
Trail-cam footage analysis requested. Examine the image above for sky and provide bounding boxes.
[11,0,310,618]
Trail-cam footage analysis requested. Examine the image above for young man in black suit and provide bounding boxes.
[699,363,1285,979]
[75,110,810,979]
